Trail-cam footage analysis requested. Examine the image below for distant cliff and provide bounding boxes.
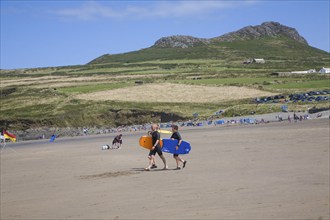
[153,22,308,48]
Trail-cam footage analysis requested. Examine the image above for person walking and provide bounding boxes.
[170,125,187,170]
[144,124,168,171]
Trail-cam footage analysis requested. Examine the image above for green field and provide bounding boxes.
[269,79,330,89]
[1,36,329,130]
[179,77,330,92]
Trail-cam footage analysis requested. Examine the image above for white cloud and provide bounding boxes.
[56,1,122,21]
[150,1,234,17]
[56,0,258,21]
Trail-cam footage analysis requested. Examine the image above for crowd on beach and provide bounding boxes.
[1,110,329,143]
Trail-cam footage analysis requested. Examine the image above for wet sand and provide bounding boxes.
[1,119,329,219]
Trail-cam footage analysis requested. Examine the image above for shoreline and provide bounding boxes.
[1,110,330,147]
[3,110,329,143]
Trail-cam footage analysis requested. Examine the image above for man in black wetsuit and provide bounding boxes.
[144,124,168,171]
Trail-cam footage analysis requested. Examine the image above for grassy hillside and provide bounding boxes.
[1,37,329,131]
[89,37,329,71]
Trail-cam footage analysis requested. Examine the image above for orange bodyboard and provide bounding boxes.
[139,136,163,150]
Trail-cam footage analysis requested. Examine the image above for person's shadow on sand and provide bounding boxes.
[131,168,175,172]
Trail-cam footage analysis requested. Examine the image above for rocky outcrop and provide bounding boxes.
[212,22,308,44]
[152,21,308,48]
[153,35,210,48]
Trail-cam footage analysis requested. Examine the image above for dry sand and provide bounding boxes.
[1,119,329,219]
[77,83,276,103]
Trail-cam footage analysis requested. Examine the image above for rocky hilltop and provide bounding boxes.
[153,35,210,48]
[153,22,308,48]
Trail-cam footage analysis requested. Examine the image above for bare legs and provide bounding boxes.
[145,154,168,170]
[174,156,186,169]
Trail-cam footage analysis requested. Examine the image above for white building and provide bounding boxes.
[319,67,330,74]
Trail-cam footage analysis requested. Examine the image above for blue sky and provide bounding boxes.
[1,0,329,69]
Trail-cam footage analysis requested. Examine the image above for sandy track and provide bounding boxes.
[0,74,169,89]
[77,83,276,103]
[1,119,329,219]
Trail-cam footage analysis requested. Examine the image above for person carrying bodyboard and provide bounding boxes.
[170,125,187,170]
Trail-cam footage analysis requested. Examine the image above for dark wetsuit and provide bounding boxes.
[170,131,182,157]
[149,131,163,157]
[112,135,122,145]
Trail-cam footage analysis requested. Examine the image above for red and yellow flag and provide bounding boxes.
[3,130,16,142]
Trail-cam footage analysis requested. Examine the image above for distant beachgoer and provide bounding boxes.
[112,134,123,149]
[294,112,299,122]
[288,115,291,123]
[170,125,187,170]
[0,130,6,147]
[278,114,283,121]
[83,127,88,135]
[144,124,168,171]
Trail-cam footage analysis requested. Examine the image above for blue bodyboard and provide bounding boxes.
[162,139,191,155]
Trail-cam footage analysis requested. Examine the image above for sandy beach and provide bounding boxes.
[1,118,329,220]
